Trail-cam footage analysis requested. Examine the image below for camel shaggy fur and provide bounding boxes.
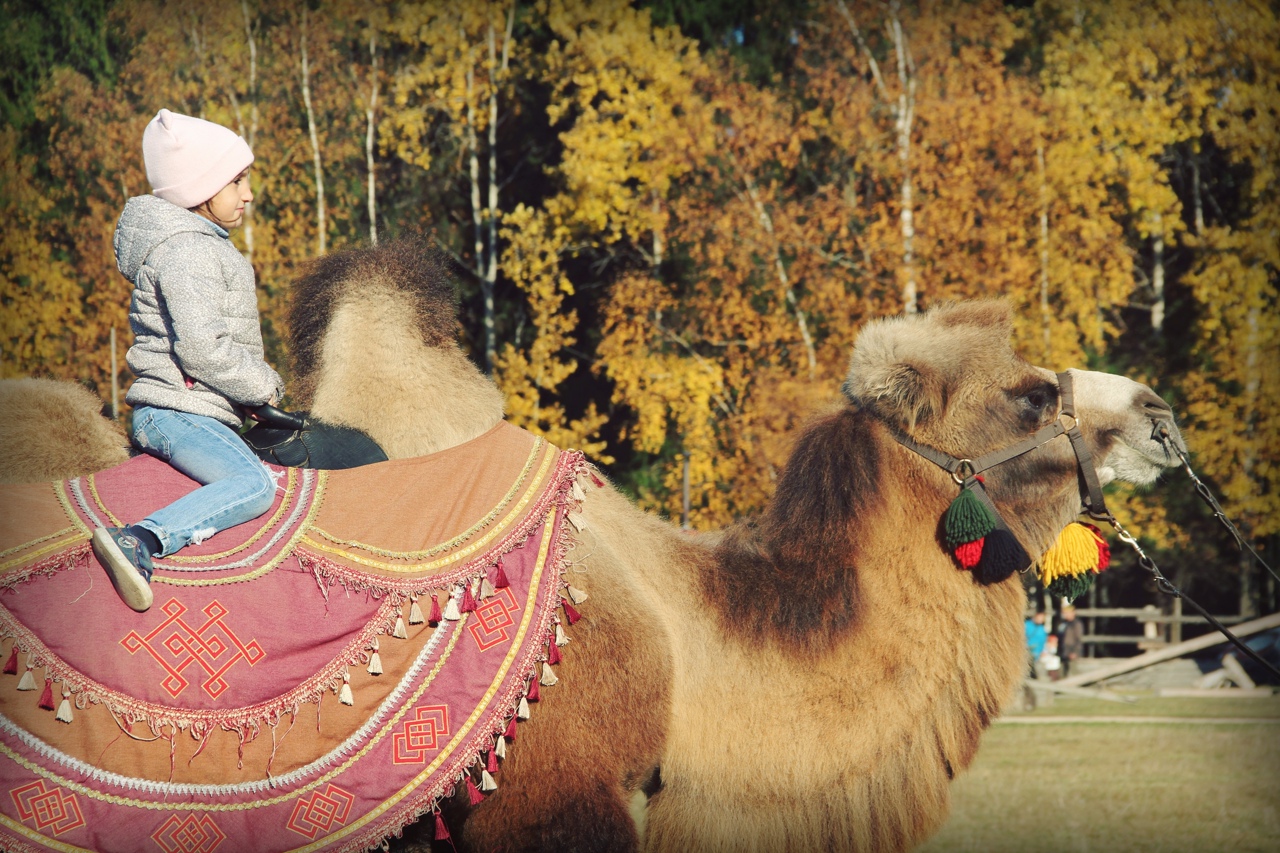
[0,237,1183,853]
[0,377,129,483]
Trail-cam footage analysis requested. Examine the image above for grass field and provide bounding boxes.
[918,692,1280,853]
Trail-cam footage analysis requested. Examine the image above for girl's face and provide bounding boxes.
[196,170,253,229]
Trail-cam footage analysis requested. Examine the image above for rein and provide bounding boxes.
[887,371,1280,680]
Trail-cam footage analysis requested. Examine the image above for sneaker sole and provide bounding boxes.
[91,528,154,612]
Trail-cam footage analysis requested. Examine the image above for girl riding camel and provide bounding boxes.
[91,109,284,612]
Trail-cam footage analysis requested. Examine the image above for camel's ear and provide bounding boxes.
[843,361,945,432]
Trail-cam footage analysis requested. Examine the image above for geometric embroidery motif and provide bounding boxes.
[391,704,451,764]
[120,598,265,699]
[151,813,227,853]
[286,784,355,839]
[468,587,520,652]
[10,780,84,837]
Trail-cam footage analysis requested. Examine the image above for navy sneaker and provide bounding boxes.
[91,527,154,612]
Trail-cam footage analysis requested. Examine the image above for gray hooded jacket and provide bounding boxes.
[115,195,284,429]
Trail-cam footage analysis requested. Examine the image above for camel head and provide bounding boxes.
[286,235,505,458]
[843,299,1184,571]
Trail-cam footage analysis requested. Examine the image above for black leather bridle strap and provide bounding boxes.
[1058,373,1110,520]
[886,371,1111,519]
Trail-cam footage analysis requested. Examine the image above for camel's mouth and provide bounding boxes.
[1097,418,1185,488]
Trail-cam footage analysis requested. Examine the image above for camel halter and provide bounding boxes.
[885,373,1280,679]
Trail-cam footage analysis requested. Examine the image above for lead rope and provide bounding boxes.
[1101,491,1280,681]
[1155,424,1280,588]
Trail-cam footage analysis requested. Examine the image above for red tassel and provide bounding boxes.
[466,775,484,805]
[562,599,581,624]
[38,679,55,711]
[1083,523,1112,571]
[527,674,540,703]
[486,750,499,773]
[589,471,604,488]
[493,560,509,589]
[503,716,517,741]
[433,809,451,841]
[461,583,477,614]
[954,537,985,570]
[428,594,443,627]
[3,646,18,675]
[547,639,562,665]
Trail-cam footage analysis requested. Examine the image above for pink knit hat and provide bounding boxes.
[142,109,254,209]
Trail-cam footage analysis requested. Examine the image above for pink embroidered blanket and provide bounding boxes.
[0,422,585,853]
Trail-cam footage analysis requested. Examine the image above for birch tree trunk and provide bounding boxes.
[1037,136,1051,362]
[837,0,917,314]
[365,32,379,246]
[299,7,326,256]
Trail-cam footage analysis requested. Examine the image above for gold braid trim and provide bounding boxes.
[155,471,328,588]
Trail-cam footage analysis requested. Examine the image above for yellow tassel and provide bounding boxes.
[367,639,383,676]
[55,690,73,724]
[1039,522,1103,585]
[409,595,425,625]
[339,671,354,705]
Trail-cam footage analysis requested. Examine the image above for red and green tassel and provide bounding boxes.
[943,479,997,568]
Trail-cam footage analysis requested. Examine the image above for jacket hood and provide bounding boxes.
[114,195,228,281]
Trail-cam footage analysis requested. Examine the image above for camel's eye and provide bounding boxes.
[1010,382,1058,426]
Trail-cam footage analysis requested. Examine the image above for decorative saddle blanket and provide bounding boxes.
[0,422,587,853]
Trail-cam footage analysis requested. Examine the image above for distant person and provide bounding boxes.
[1058,604,1084,678]
[1025,611,1048,677]
[1040,633,1062,680]
[90,109,284,613]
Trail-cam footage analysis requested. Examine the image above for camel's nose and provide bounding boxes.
[1135,388,1174,422]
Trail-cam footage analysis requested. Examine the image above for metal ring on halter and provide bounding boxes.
[1057,412,1078,432]
[951,459,975,485]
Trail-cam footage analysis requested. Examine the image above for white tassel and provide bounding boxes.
[539,663,559,687]
[567,511,587,532]
[393,615,408,640]
[572,480,586,502]
[55,691,73,724]
[517,696,530,720]
[409,595,425,625]
[480,769,498,792]
[480,577,496,599]
[367,639,383,676]
[339,671,354,706]
[566,585,588,604]
[555,623,569,647]
[443,595,461,621]
[16,665,35,691]
[494,735,507,759]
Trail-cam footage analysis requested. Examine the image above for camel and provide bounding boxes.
[0,236,1183,852]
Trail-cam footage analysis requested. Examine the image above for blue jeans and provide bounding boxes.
[131,406,277,557]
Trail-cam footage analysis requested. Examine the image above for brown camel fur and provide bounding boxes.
[0,237,1183,853]
[0,377,129,483]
